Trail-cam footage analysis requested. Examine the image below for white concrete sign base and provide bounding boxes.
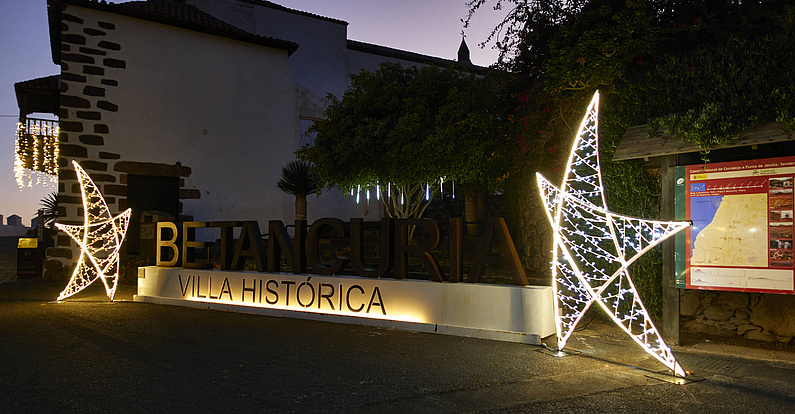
[135,266,556,344]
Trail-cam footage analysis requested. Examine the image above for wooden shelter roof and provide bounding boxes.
[613,122,794,162]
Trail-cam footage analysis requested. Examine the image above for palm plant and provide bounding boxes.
[37,191,58,228]
[277,160,319,221]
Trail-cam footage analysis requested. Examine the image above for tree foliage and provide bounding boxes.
[277,160,318,196]
[37,192,58,229]
[468,0,795,316]
[297,63,513,218]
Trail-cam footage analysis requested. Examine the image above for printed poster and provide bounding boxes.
[682,156,795,293]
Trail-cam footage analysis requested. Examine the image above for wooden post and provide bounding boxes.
[660,155,679,345]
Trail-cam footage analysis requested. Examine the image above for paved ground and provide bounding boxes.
[1,277,794,413]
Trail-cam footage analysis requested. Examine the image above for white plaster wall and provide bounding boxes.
[73,7,296,227]
[70,7,375,232]
[186,0,375,222]
[189,0,349,99]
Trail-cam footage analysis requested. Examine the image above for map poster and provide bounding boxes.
[682,156,795,294]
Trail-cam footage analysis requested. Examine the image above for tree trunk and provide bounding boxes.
[295,194,307,221]
[465,190,479,236]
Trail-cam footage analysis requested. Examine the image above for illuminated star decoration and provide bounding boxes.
[56,161,131,301]
[536,91,690,377]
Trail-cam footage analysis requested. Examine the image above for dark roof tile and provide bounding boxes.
[14,75,61,92]
[347,40,489,72]
[49,0,298,60]
[235,0,347,25]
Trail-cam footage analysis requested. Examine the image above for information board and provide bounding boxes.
[676,156,795,293]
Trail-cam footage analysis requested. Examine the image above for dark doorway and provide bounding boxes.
[126,175,179,255]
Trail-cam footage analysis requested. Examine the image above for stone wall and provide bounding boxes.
[45,6,197,281]
[681,289,795,343]
[509,173,553,279]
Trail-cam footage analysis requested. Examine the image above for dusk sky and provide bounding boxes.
[0,0,506,226]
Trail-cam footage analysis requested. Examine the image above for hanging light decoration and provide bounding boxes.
[14,119,59,189]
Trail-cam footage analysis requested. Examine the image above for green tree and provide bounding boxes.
[297,63,513,223]
[37,192,58,228]
[277,160,319,221]
[467,0,795,316]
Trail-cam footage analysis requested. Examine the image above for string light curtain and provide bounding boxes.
[14,118,59,188]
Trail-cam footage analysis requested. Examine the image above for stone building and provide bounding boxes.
[14,0,484,279]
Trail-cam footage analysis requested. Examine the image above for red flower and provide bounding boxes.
[636,58,643,65]
[685,67,690,72]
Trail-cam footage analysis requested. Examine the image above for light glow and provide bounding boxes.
[536,91,690,377]
[56,161,131,301]
[14,119,59,188]
[186,296,426,324]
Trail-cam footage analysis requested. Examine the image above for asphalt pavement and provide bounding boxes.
[1,278,794,413]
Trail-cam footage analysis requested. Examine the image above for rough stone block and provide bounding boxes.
[704,307,734,321]
[83,85,106,96]
[99,151,121,159]
[79,135,104,145]
[101,79,118,86]
[680,291,701,317]
[62,52,93,63]
[59,144,88,158]
[744,329,777,342]
[59,169,77,181]
[88,174,116,183]
[61,95,91,108]
[59,121,83,132]
[62,73,87,83]
[737,324,761,335]
[83,65,105,76]
[80,160,108,172]
[714,291,749,311]
[749,294,795,337]
[103,185,127,196]
[62,13,83,23]
[97,40,121,51]
[682,319,732,337]
[94,124,109,134]
[79,47,107,56]
[103,58,126,69]
[76,111,101,120]
[97,101,118,111]
[63,34,86,45]
[59,194,82,204]
[179,188,201,200]
[83,28,106,36]
[98,22,115,30]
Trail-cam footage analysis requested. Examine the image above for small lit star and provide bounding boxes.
[56,161,131,301]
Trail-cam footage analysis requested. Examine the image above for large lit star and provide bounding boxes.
[56,161,131,301]
[536,91,690,377]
